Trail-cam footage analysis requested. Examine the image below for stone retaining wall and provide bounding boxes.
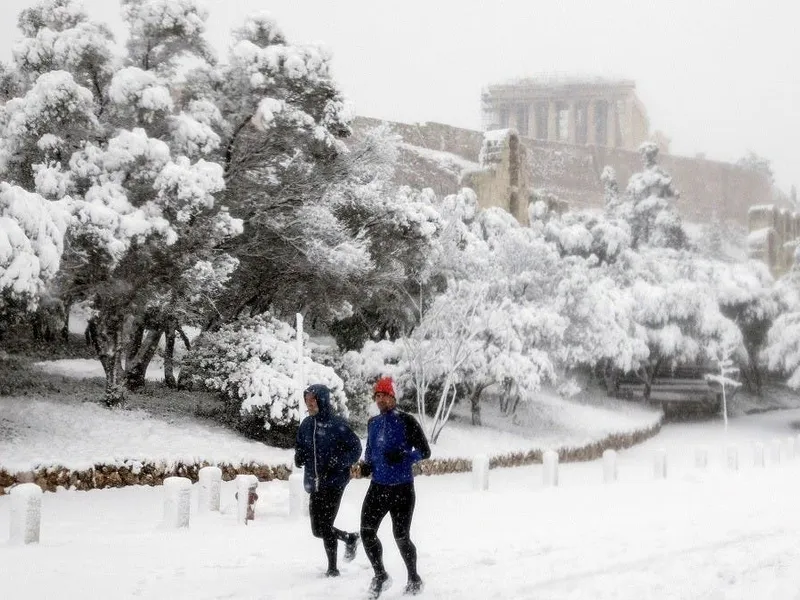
[0,421,661,495]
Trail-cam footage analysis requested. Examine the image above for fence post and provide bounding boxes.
[654,449,667,479]
[289,472,308,518]
[472,454,490,491]
[198,466,222,513]
[726,445,739,471]
[785,437,795,461]
[602,449,617,483]
[163,476,192,528]
[753,442,765,468]
[542,450,559,487]
[9,483,43,545]
[694,447,708,469]
[770,439,782,465]
[235,474,259,525]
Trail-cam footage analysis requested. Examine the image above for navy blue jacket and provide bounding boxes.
[364,409,431,485]
[294,384,362,493]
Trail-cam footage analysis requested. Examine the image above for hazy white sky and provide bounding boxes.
[2,0,799,189]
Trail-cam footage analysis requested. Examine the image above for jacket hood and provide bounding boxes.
[304,384,332,419]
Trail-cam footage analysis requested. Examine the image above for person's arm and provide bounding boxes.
[329,420,362,471]
[401,412,431,463]
[294,422,307,468]
[359,417,375,477]
[343,423,362,467]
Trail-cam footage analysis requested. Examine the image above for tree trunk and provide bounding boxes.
[499,380,511,414]
[126,319,146,368]
[92,313,126,407]
[164,321,177,388]
[61,299,72,342]
[124,329,163,391]
[746,350,763,396]
[602,360,620,396]
[469,383,488,426]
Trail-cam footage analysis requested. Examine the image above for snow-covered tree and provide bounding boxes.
[554,258,648,392]
[610,142,687,250]
[701,259,779,394]
[0,183,69,317]
[624,249,743,401]
[0,0,241,405]
[762,267,800,389]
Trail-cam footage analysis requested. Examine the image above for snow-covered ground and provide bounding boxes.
[3,409,800,599]
[3,358,800,598]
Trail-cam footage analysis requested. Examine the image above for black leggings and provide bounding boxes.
[309,485,351,570]
[360,482,419,579]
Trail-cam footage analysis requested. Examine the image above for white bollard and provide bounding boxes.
[770,439,782,465]
[289,472,309,518]
[753,442,765,468]
[602,449,617,483]
[694,447,708,469]
[10,483,43,545]
[785,437,795,461]
[654,449,667,479]
[472,454,490,491]
[235,474,259,525]
[163,476,192,528]
[198,466,222,513]
[542,450,559,487]
[726,445,739,471]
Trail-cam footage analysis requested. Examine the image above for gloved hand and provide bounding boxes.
[357,461,372,478]
[384,448,406,465]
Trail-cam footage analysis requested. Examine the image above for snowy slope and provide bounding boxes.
[1,360,661,473]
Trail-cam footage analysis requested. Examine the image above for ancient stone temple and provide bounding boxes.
[481,77,651,151]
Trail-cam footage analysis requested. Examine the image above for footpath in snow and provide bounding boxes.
[3,410,800,599]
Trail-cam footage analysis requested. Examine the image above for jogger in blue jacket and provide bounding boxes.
[294,384,362,577]
[357,377,431,598]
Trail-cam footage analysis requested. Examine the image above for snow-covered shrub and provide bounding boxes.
[182,313,348,445]
[339,339,406,427]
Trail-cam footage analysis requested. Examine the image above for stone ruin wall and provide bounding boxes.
[747,205,800,276]
[351,117,788,270]
[352,117,772,227]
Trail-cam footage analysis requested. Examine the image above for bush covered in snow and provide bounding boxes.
[181,314,348,446]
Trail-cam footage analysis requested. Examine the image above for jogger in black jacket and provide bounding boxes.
[295,384,362,577]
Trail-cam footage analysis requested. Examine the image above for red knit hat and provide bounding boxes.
[373,377,395,397]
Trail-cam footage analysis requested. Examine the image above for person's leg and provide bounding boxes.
[310,487,345,574]
[360,483,391,575]
[319,485,360,565]
[388,483,421,586]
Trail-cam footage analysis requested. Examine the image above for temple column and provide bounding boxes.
[624,97,636,149]
[587,99,596,145]
[527,103,536,138]
[607,98,618,148]
[508,105,519,133]
[568,101,577,144]
[547,100,557,142]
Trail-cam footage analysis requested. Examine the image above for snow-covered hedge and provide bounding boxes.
[181,314,348,435]
[0,419,662,494]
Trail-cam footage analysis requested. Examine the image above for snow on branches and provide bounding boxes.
[184,314,348,431]
[0,183,69,310]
